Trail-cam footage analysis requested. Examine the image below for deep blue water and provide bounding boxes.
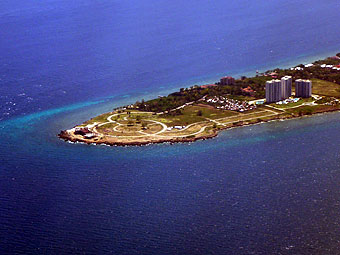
[1,0,340,254]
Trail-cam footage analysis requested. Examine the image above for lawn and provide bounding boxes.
[218,109,275,124]
[84,112,114,125]
[310,79,340,97]
[155,104,237,126]
[285,104,340,115]
[184,104,238,119]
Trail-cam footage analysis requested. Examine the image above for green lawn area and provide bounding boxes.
[183,104,237,119]
[82,104,263,129]
[95,122,118,131]
[315,96,335,104]
[285,104,340,115]
[84,112,114,125]
[155,105,237,126]
[218,110,274,124]
[310,79,340,97]
[156,112,205,126]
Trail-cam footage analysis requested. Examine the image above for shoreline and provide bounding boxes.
[58,106,340,147]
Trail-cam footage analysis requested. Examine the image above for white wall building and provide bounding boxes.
[266,80,282,103]
[295,79,312,98]
[281,76,292,99]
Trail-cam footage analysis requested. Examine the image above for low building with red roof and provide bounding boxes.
[241,86,255,96]
[200,84,217,89]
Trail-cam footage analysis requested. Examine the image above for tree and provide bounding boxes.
[197,110,203,116]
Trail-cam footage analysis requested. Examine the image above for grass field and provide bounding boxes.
[156,105,237,126]
[84,112,114,125]
[285,104,340,115]
[310,79,340,97]
[218,110,274,125]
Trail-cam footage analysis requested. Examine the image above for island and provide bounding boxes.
[59,53,340,146]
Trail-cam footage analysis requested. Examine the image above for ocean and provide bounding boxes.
[1,0,340,254]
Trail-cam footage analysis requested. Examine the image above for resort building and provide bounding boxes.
[241,86,255,96]
[281,76,292,99]
[220,76,235,85]
[295,79,312,98]
[266,80,282,103]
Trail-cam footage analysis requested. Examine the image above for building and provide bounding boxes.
[266,80,282,103]
[269,72,278,78]
[281,76,292,99]
[241,86,255,96]
[295,79,312,98]
[220,76,235,85]
[200,84,217,89]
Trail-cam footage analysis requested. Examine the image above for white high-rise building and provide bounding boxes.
[281,76,292,99]
[295,79,312,98]
[266,80,282,103]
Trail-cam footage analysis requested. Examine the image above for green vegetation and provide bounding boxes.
[157,105,237,126]
[310,79,340,97]
[131,75,275,113]
[226,94,256,101]
[285,105,315,115]
[285,104,340,116]
[84,112,114,125]
[182,105,237,119]
[235,75,272,99]
[132,84,256,113]
[315,96,335,104]
[134,89,206,113]
[314,57,340,66]
[267,56,340,85]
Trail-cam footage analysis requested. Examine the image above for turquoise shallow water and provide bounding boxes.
[2,0,340,254]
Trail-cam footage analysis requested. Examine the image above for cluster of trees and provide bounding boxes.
[269,66,340,85]
[306,67,340,84]
[235,76,271,99]
[132,76,273,113]
[314,56,340,66]
[265,54,340,84]
[133,84,247,113]
[134,89,206,113]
